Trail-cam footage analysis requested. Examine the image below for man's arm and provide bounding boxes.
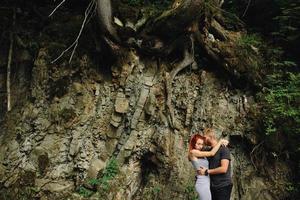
[199,146,231,175]
[198,159,229,175]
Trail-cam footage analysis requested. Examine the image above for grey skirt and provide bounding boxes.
[195,175,211,200]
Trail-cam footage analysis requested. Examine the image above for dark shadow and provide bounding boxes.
[140,152,159,186]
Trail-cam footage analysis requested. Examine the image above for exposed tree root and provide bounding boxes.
[6,8,15,112]
[51,0,97,63]
[250,140,265,171]
[48,0,67,17]
[165,36,195,128]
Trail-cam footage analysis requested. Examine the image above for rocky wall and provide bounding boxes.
[0,45,292,199]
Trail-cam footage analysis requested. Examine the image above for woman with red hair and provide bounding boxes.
[188,133,228,200]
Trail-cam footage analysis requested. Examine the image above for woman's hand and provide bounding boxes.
[220,139,229,147]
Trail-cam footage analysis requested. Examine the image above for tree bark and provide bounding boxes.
[142,0,204,39]
[96,0,119,42]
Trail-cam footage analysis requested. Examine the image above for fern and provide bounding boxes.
[261,72,300,135]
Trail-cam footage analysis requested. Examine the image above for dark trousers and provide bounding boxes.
[211,184,233,200]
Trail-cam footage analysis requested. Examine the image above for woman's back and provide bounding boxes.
[191,157,209,170]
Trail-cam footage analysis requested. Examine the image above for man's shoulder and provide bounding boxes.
[220,146,231,159]
[220,145,230,152]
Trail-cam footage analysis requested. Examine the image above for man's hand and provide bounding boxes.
[197,167,207,175]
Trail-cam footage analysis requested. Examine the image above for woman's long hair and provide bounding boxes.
[188,134,206,151]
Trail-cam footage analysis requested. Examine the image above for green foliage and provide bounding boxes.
[237,34,262,48]
[143,184,162,200]
[256,39,299,138]
[260,72,300,135]
[234,33,264,74]
[272,0,300,44]
[77,157,119,198]
[99,157,119,190]
[88,178,101,186]
[78,186,94,198]
[184,183,198,200]
[152,185,161,194]
[285,182,300,198]
[252,1,300,142]
[286,182,297,192]
[94,157,119,198]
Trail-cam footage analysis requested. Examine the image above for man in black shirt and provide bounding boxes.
[199,128,232,200]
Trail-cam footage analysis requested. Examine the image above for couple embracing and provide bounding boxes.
[188,128,232,200]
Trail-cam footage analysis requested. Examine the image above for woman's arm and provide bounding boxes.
[190,139,227,158]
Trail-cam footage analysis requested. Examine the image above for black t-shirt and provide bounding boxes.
[208,146,232,189]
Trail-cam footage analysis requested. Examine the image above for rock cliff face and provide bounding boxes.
[0,47,291,199]
[0,2,292,200]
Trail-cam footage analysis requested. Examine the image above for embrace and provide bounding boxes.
[188,128,233,200]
